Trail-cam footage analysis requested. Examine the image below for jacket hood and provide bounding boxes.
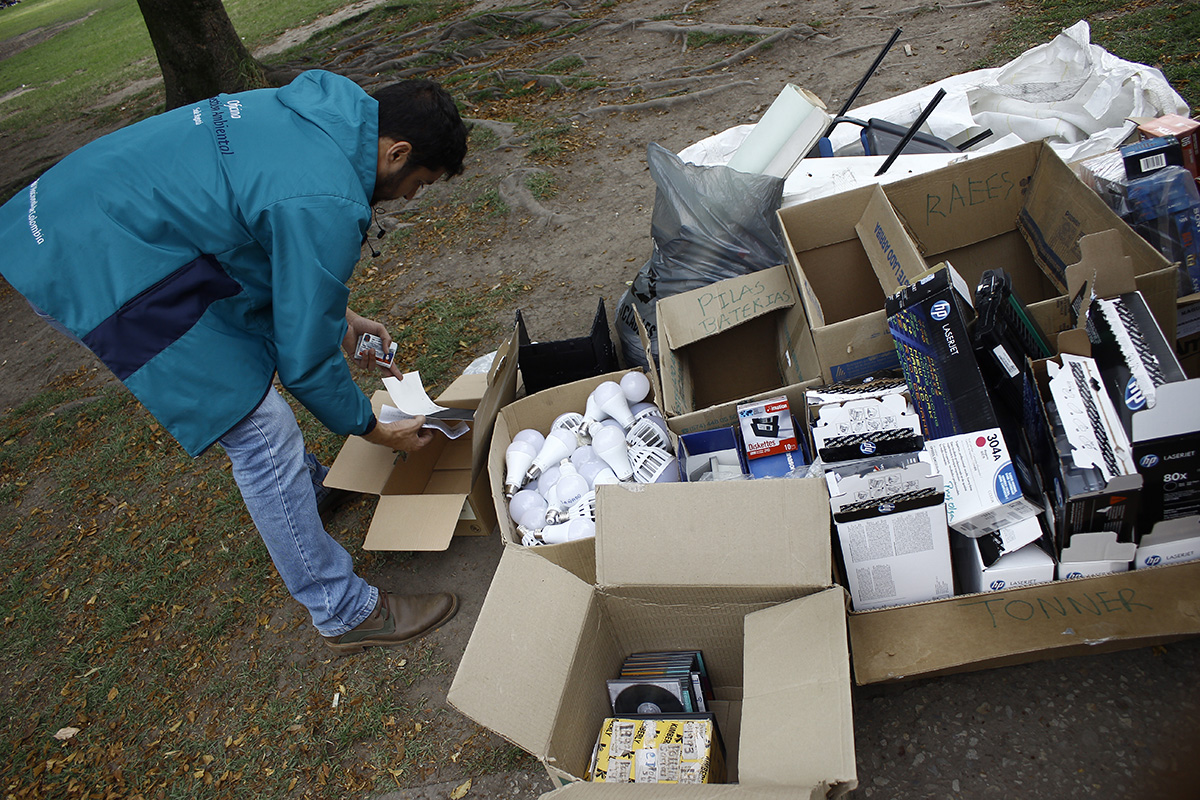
[277,70,378,200]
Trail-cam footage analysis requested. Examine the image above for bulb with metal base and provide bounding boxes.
[591,381,635,429]
[503,439,539,497]
[592,424,634,481]
[554,463,589,510]
[552,411,591,446]
[526,428,577,483]
[539,518,596,545]
[547,490,597,524]
[512,428,546,451]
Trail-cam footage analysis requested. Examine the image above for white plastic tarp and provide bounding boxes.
[678,21,1188,206]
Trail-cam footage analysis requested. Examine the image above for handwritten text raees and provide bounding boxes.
[925,170,1017,225]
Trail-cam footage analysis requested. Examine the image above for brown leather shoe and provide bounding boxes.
[323,590,459,654]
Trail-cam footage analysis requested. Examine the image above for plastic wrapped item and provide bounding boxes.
[614,143,786,368]
[1124,167,1200,294]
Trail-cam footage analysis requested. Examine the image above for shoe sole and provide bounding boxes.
[324,595,460,655]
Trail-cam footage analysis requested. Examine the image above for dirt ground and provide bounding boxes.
[4,0,1200,798]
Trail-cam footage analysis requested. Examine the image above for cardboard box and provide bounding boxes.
[847,558,1200,683]
[828,459,953,610]
[967,515,1047,568]
[448,478,857,795]
[886,263,1001,439]
[588,716,725,784]
[778,184,927,383]
[805,374,923,463]
[323,332,519,550]
[953,535,1055,594]
[879,139,1179,344]
[655,264,822,436]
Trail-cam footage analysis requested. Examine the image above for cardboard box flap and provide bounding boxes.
[363,494,466,551]
[470,330,521,484]
[323,390,399,495]
[324,431,396,494]
[594,480,831,590]
[847,560,1200,684]
[659,265,796,352]
[885,142,1039,257]
[854,184,927,295]
[448,546,595,758]
[1065,230,1139,303]
[1059,531,1138,564]
[739,587,856,792]
[435,373,488,409]
[540,784,826,799]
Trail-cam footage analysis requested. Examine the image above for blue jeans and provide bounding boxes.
[218,387,377,636]
[28,299,375,635]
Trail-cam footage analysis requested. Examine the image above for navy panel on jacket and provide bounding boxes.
[83,255,242,380]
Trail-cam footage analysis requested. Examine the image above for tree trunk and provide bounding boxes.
[136,0,269,110]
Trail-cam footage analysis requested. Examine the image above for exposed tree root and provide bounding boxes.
[499,168,572,229]
[578,80,755,117]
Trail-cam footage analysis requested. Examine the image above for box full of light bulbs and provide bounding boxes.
[490,367,687,574]
[449,469,857,794]
[322,329,519,551]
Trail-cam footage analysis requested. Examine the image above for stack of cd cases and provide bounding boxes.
[589,650,725,784]
[606,650,713,715]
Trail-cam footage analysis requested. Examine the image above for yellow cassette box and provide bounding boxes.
[587,716,725,784]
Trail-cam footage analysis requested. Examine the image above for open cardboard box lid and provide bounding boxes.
[450,475,855,794]
[593,479,831,591]
[658,264,796,352]
[323,332,519,550]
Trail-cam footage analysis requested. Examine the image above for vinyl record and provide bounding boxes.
[613,683,686,715]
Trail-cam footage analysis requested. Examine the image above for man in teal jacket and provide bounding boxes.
[0,70,467,653]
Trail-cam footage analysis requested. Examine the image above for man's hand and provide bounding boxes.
[362,416,435,452]
[344,308,403,378]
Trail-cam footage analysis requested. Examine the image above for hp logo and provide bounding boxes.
[878,502,895,514]
[989,579,1006,591]
[1140,454,1160,469]
[1066,572,1083,580]
[860,441,877,455]
[1145,555,1162,566]
[1125,377,1146,410]
[931,300,951,321]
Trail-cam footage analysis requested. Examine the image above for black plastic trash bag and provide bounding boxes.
[615,142,788,368]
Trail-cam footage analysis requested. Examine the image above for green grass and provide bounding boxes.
[984,0,1199,112]
[0,0,385,131]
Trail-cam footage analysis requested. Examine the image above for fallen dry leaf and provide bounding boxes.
[451,778,471,799]
[53,727,81,741]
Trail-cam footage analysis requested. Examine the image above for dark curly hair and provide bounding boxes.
[372,79,468,177]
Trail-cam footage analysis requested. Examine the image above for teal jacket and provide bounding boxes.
[0,71,379,456]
